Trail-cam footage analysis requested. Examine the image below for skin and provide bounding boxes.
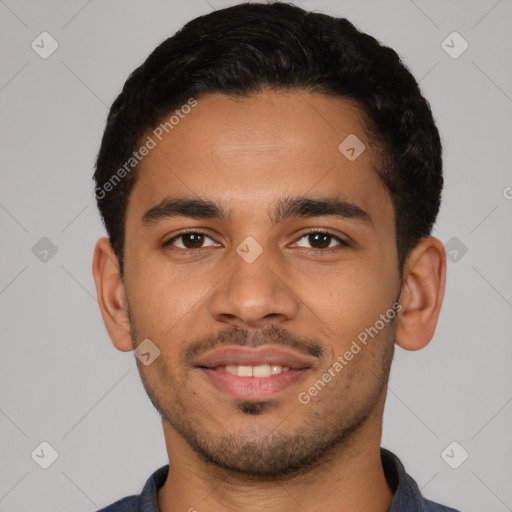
[92,90,446,512]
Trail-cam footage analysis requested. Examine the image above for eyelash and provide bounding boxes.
[162,229,349,254]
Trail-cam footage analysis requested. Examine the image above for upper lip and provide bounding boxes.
[194,346,315,370]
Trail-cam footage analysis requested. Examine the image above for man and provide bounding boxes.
[92,2,459,511]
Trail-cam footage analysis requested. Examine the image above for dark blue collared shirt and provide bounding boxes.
[96,448,461,511]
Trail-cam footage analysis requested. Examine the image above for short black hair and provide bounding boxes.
[94,1,442,276]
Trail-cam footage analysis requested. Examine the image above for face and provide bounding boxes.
[122,91,401,476]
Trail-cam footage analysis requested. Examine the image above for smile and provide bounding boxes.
[215,364,290,377]
[194,346,315,400]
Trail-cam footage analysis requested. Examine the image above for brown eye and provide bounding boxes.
[165,232,217,250]
[294,232,345,250]
[181,233,205,249]
[308,233,331,249]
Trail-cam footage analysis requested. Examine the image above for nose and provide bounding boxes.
[208,243,300,329]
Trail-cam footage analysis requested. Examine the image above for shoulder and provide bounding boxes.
[95,464,169,512]
[423,498,461,511]
[96,495,139,512]
[381,448,461,512]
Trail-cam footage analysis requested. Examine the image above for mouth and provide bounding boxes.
[194,346,314,401]
[214,364,290,377]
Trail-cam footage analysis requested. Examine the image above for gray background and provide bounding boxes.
[1,0,511,510]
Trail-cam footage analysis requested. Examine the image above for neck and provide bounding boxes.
[158,397,393,512]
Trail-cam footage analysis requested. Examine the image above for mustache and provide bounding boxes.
[183,324,325,364]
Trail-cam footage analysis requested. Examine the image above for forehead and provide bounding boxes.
[126,90,392,226]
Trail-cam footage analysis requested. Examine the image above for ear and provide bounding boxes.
[92,237,133,352]
[395,237,446,351]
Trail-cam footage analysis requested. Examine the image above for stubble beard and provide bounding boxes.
[130,316,395,478]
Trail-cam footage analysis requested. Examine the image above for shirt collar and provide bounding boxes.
[381,448,429,511]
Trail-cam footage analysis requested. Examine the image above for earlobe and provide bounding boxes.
[395,237,446,351]
[92,237,133,352]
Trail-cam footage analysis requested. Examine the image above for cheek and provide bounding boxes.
[302,257,398,344]
[125,252,218,338]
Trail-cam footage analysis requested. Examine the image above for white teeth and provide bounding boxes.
[253,364,272,377]
[237,365,253,377]
[225,365,238,375]
[219,364,290,377]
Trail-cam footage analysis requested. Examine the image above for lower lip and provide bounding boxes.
[199,368,308,400]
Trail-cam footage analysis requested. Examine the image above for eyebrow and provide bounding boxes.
[141,195,372,227]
